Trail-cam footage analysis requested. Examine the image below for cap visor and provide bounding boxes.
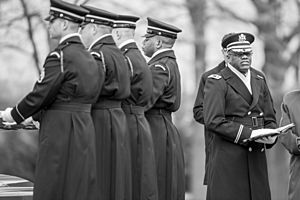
[142,33,155,38]
[44,15,51,21]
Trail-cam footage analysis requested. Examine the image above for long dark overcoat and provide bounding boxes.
[120,41,158,200]
[193,61,226,185]
[203,66,277,200]
[145,49,185,200]
[279,91,300,200]
[10,35,102,200]
[89,35,132,200]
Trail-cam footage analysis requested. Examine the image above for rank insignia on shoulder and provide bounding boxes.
[154,64,166,71]
[208,74,222,79]
[49,51,60,58]
[257,75,264,79]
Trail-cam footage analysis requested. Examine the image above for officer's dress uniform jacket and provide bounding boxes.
[193,61,226,185]
[145,49,185,200]
[89,34,132,200]
[280,91,300,200]
[203,66,277,200]
[120,41,158,200]
[10,35,102,200]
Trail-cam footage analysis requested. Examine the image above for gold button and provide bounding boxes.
[261,148,265,152]
[249,147,252,152]
[248,111,251,115]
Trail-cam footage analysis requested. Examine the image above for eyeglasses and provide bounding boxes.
[228,52,253,57]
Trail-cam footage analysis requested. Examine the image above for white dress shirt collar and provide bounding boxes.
[227,63,252,94]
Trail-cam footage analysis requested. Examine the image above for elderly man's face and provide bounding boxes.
[48,17,63,40]
[142,36,157,58]
[228,50,252,74]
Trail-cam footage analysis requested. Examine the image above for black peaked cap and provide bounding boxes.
[81,5,118,27]
[113,14,140,29]
[145,17,182,39]
[45,0,89,23]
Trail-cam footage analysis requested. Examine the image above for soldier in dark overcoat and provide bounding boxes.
[193,33,235,185]
[1,0,103,199]
[279,91,300,200]
[142,17,185,200]
[203,32,278,200]
[112,15,158,200]
[80,6,132,200]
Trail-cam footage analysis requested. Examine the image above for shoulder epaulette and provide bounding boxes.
[154,64,166,71]
[208,74,222,79]
[49,51,60,58]
[48,50,64,72]
[91,50,106,72]
[90,51,101,59]
[257,74,264,79]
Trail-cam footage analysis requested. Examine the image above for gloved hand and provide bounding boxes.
[1,107,15,123]
[255,136,277,144]
[22,116,39,129]
[22,117,33,126]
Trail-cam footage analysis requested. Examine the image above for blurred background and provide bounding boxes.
[0,0,299,199]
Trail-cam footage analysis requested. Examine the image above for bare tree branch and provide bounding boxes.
[19,0,41,74]
[0,43,30,55]
[214,1,254,24]
[0,12,42,29]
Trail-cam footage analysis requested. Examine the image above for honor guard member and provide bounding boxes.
[279,91,300,200]
[112,14,158,200]
[79,6,132,200]
[203,32,278,200]
[193,33,234,185]
[142,17,185,200]
[1,0,102,199]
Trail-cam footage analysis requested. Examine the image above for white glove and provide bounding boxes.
[1,107,15,123]
[22,117,33,126]
[22,116,40,129]
[255,136,277,144]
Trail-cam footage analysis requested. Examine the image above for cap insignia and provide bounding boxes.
[208,74,222,80]
[239,34,246,42]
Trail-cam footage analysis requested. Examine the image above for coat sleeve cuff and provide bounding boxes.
[235,125,252,144]
[11,105,25,124]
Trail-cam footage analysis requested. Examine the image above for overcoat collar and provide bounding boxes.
[89,34,116,50]
[57,35,82,50]
[148,49,175,65]
[221,67,262,107]
[249,69,263,110]
[120,41,138,53]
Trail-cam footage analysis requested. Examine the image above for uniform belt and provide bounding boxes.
[122,104,144,114]
[145,108,171,115]
[48,102,91,112]
[229,116,264,128]
[92,99,121,109]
